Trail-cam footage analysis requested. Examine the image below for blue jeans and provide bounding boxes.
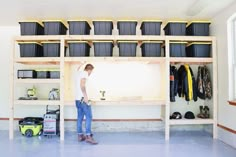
[75,100,92,135]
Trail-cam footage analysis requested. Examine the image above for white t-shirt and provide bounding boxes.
[75,71,89,100]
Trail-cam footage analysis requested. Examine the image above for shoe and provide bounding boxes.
[86,135,98,145]
[197,106,205,119]
[78,134,86,142]
[204,106,210,119]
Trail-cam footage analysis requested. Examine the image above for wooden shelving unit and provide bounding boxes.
[14,100,61,106]
[64,99,166,106]
[64,57,166,64]
[14,58,60,65]
[15,79,60,84]
[9,35,217,141]
[169,118,215,125]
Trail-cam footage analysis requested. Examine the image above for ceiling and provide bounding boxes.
[0,0,235,26]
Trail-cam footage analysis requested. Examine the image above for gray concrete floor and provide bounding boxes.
[0,131,235,157]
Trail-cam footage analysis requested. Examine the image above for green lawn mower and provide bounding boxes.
[19,117,43,137]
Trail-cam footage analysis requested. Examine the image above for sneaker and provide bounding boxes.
[78,134,86,142]
[85,135,98,145]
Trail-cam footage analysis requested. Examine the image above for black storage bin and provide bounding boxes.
[93,41,113,57]
[117,21,138,35]
[49,71,60,79]
[43,20,68,35]
[169,42,187,57]
[68,41,90,57]
[93,21,113,35]
[68,20,91,35]
[187,21,211,36]
[36,70,49,78]
[42,42,60,57]
[164,21,187,36]
[19,21,44,36]
[19,42,43,57]
[117,41,137,57]
[141,41,162,57]
[186,42,211,57]
[140,21,162,35]
[17,70,37,79]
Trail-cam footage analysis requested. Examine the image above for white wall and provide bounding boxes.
[0,26,19,117]
[211,1,236,148]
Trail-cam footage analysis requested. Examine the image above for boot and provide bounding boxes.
[204,106,210,119]
[197,106,205,119]
[78,134,86,142]
[86,135,98,145]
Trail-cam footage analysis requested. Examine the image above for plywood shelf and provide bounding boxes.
[64,99,166,106]
[66,35,166,42]
[170,57,213,64]
[166,36,215,42]
[14,79,60,84]
[14,35,214,42]
[14,100,61,106]
[64,57,166,64]
[169,118,215,125]
[15,35,63,42]
[14,58,60,65]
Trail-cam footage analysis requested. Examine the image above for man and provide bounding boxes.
[75,63,98,144]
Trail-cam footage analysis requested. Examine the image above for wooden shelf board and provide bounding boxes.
[170,57,213,64]
[169,118,215,125]
[64,99,166,106]
[15,35,63,42]
[14,100,61,106]
[66,35,166,41]
[64,57,166,64]
[166,36,214,42]
[14,58,60,65]
[14,79,60,84]
[14,35,215,42]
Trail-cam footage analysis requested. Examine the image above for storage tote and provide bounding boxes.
[164,21,187,36]
[19,21,44,35]
[93,20,113,35]
[117,20,138,35]
[43,20,68,35]
[68,41,90,57]
[68,20,91,35]
[117,41,138,57]
[93,41,113,56]
[140,20,162,35]
[141,41,162,57]
[186,42,211,57]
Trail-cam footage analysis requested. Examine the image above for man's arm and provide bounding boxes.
[77,62,86,71]
[80,78,88,103]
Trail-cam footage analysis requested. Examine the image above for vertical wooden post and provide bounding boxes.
[60,38,65,141]
[212,37,218,139]
[9,39,15,140]
[165,38,170,140]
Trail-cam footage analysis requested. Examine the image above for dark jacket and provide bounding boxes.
[178,65,198,102]
[170,66,178,102]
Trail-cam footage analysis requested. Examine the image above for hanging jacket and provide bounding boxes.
[184,65,193,100]
[197,66,205,99]
[170,66,178,102]
[189,67,198,102]
[197,66,212,99]
[204,66,212,99]
[178,65,198,102]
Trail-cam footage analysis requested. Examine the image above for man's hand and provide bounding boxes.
[83,97,89,104]
[77,61,86,71]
